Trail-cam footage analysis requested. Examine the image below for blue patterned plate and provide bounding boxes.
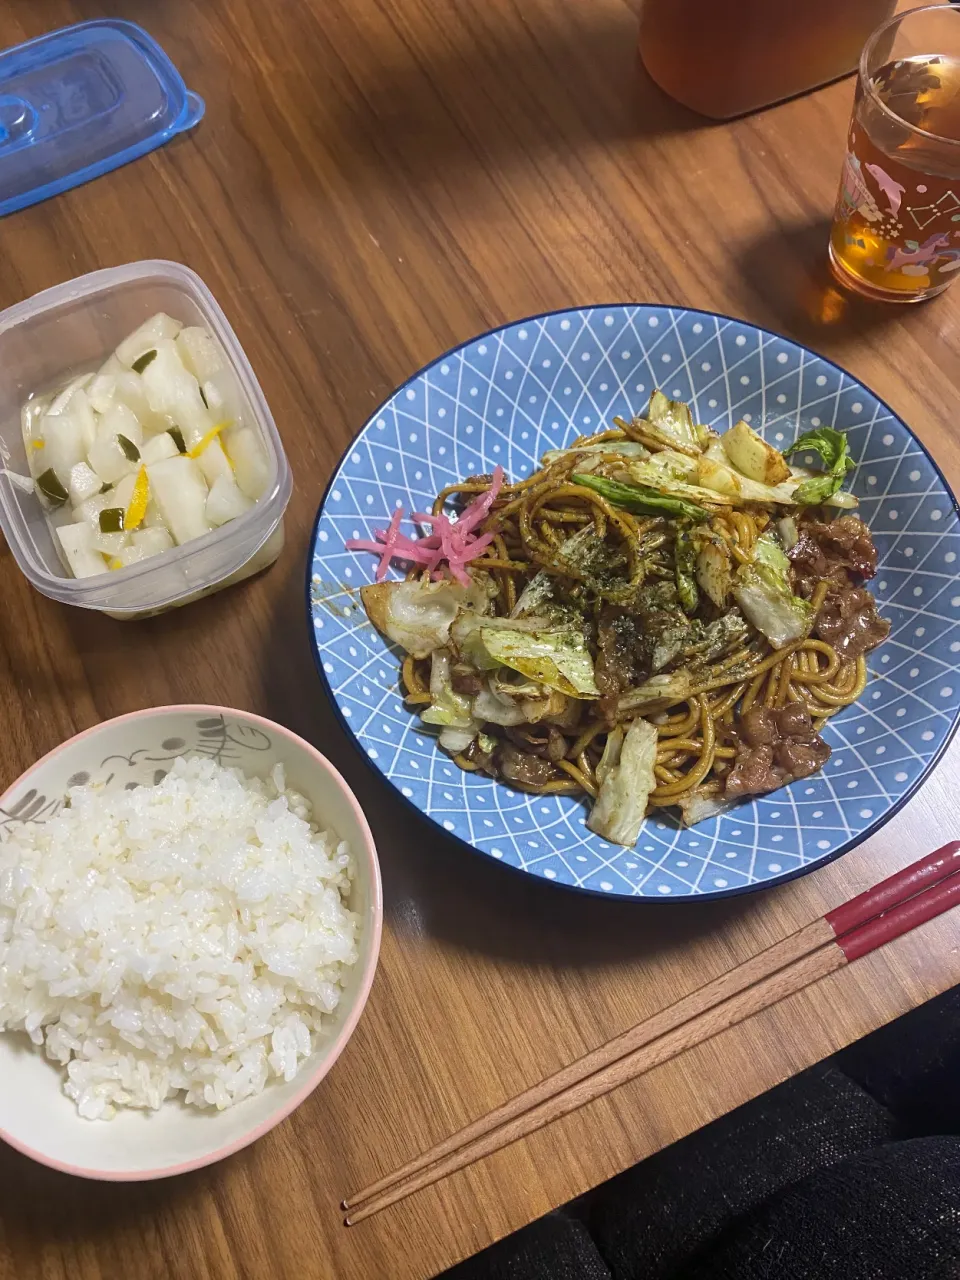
[307,306,960,899]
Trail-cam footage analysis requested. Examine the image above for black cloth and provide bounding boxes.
[836,985,960,1137]
[441,1211,611,1280]
[585,1064,895,1280]
[677,1137,960,1280]
[437,985,960,1280]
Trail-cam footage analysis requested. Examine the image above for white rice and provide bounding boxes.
[0,755,360,1120]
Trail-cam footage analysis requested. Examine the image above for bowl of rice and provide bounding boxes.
[0,705,381,1180]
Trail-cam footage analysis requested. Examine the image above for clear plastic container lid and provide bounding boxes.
[0,20,203,217]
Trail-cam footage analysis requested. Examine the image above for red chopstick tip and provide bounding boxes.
[837,867,960,962]
[826,840,960,939]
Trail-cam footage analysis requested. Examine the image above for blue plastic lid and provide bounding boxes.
[0,20,204,217]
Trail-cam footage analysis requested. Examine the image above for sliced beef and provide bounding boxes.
[595,606,643,697]
[787,516,889,657]
[814,515,879,578]
[738,706,779,746]
[815,586,891,660]
[775,701,816,738]
[504,724,568,763]
[775,736,831,778]
[789,515,879,597]
[725,702,831,799]
[725,742,780,797]
[597,693,623,728]
[788,529,839,597]
[497,743,563,789]
[450,663,484,696]
[460,735,497,775]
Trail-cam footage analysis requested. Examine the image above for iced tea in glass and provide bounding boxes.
[830,5,960,302]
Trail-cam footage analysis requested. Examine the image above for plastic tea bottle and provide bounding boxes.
[637,0,898,120]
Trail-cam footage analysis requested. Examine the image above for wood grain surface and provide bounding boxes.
[1,2,958,1278]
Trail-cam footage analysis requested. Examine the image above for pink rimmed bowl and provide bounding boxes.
[0,705,382,1180]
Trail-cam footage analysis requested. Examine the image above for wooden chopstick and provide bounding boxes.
[343,841,960,1224]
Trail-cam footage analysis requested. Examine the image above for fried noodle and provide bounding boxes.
[387,425,876,819]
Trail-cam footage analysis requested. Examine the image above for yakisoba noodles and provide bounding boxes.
[348,392,889,846]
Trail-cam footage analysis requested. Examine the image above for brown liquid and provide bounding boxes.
[831,55,960,300]
[638,0,896,120]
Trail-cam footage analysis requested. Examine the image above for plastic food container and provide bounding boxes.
[0,261,292,618]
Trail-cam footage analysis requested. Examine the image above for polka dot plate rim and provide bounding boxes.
[307,304,960,900]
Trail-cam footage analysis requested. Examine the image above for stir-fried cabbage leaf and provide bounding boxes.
[587,718,658,845]
[778,515,799,551]
[792,474,843,505]
[634,448,699,480]
[361,574,496,659]
[613,390,713,458]
[634,604,749,677]
[678,790,733,827]
[700,440,802,506]
[617,670,694,714]
[479,626,600,698]
[361,579,469,658]
[647,390,702,452]
[784,426,854,473]
[618,454,738,509]
[784,427,856,506]
[733,578,811,649]
[439,725,480,754]
[510,570,556,618]
[473,680,529,726]
[657,609,750,673]
[696,453,742,497]
[693,609,751,664]
[733,532,814,649]
[694,527,734,608]
[540,440,651,466]
[451,611,555,670]
[698,439,857,510]
[752,531,792,584]
[721,420,791,485]
[421,650,476,727]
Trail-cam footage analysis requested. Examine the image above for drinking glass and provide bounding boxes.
[829,4,960,303]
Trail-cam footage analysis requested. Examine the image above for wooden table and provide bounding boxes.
[2,1,959,1277]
